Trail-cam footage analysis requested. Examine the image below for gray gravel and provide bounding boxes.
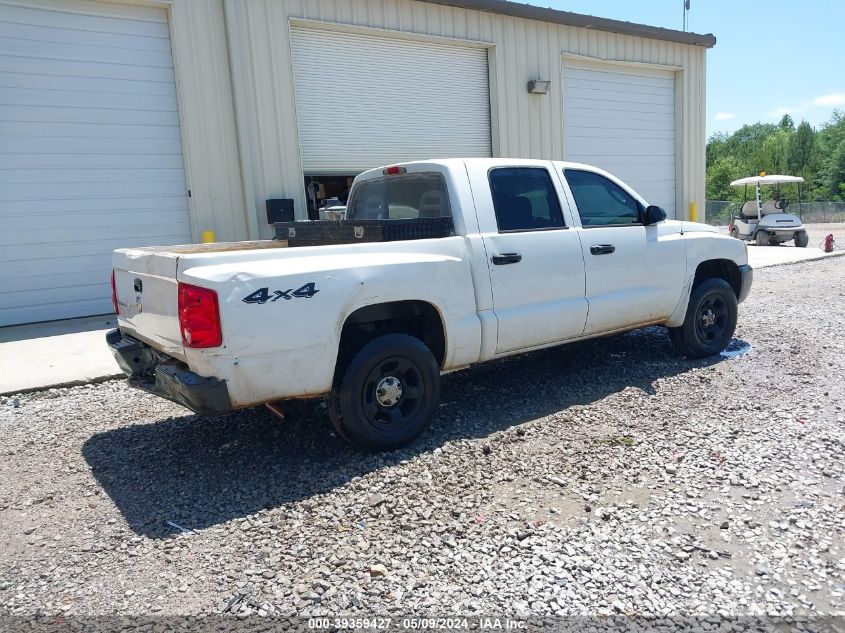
[1,256,844,621]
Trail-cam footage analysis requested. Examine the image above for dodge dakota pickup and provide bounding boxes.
[108,159,752,450]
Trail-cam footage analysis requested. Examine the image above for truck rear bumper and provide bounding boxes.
[737,264,753,304]
[106,329,232,416]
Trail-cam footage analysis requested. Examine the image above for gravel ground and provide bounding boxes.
[1,257,844,624]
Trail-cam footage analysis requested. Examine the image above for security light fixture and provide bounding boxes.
[527,80,551,95]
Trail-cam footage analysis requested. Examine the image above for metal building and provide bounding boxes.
[0,0,715,325]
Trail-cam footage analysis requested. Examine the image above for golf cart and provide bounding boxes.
[728,174,809,247]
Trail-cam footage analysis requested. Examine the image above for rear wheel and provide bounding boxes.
[328,333,440,451]
[729,227,740,239]
[794,231,809,248]
[669,278,738,359]
[755,230,770,246]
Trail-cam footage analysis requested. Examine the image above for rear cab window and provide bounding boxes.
[488,167,566,232]
[347,172,452,220]
[564,169,643,227]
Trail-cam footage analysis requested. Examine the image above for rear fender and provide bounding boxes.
[179,240,482,407]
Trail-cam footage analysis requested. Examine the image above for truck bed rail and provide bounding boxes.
[273,217,453,247]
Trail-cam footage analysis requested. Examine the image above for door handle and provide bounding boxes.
[492,253,522,265]
[590,244,616,255]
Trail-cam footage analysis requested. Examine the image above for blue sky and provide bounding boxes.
[545,0,845,138]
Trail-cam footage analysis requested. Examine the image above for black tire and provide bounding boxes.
[794,231,809,248]
[328,333,440,451]
[755,230,769,246]
[668,278,738,359]
[729,227,740,239]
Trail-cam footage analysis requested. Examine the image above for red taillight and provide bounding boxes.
[178,283,222,348]
[382,165,407,175]
[111,271,119,315]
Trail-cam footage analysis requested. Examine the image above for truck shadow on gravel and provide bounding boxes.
[82,327,727,538]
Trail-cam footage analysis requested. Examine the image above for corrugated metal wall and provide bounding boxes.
[169,0,249,242]
[188,0,707,236]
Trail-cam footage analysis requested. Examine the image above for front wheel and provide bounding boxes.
[794,231,809,248]
[328,333,441,451]
[669,278,738,359]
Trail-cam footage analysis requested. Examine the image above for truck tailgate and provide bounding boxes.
[112,247,185,359]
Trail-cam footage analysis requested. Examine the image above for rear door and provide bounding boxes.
[560,167,686,334]
[467,162,588,354]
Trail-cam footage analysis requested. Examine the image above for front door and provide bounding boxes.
[560,168,686,334]
[466,162,588,354]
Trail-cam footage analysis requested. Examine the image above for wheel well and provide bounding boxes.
[693,259,741,299]
[338,301,446,371]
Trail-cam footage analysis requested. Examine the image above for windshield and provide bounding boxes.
[347,172,451,220]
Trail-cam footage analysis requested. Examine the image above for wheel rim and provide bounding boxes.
[695,292,728,343]
[361,356,424,430]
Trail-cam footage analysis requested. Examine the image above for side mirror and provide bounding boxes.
[642,205,666,225]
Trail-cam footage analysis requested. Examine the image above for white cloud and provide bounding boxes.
[766,92,845,120]
[714,112,736,121]
[813,93,845,107]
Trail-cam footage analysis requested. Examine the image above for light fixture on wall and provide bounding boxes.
[527,80,551,95]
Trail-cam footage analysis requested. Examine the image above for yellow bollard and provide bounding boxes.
[201,230,216,244]
[689,202,698,223]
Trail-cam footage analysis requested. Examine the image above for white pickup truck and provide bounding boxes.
[108,159,752,450]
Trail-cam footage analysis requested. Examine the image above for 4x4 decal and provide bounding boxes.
[242,283,319,305]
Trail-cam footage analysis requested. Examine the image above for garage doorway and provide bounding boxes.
[562,59,677,218]
[289,25,492,188]
[303,175,356,220]
[0,1,192,325]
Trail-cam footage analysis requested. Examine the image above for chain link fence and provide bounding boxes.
[704,201,845,226]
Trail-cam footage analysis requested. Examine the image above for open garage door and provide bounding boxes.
[563,59,677,218]
[290,26,492,176]
[0,1,192,326]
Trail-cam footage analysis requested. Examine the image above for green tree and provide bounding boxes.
[816,111,845,199]
[706,109,845,202]
[787,121,816,175]
[706,156,744,201]
[758,129,790,174]
[824,137,845,201]
[706,131,730,168]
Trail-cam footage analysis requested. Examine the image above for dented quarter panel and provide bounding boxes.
[175,236,481,407]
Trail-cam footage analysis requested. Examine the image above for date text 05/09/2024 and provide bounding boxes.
[307,617,527,630]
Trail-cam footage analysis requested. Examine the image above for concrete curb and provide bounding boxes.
[1,374,125,398]
[754,249,845,269]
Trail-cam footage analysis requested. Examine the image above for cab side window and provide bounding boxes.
[564,169,642,227]
[488,167,566,232]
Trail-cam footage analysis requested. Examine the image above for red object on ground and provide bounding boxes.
[823,233,835,253]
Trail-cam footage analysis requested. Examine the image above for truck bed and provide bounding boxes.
[123,240,289,255]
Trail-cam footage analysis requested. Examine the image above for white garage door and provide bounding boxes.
[0,1,192,326]
[290,26,492,174]
[562,60,676,217]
